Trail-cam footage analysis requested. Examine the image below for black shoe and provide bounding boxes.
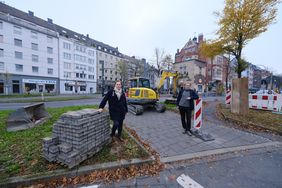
[182,130,188,134]
[110,133,115,137]
[187,130,193,136]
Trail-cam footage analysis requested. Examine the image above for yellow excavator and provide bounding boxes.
[127,71,180,115]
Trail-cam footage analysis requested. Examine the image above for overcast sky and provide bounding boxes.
[4,0,282,74]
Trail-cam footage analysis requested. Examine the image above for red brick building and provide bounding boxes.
[175,34,229,91]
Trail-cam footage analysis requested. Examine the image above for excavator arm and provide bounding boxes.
[157,70,180,97]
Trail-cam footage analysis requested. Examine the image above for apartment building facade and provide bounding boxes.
[175,34,228,90]
[173,59,206,92]
[0,4,59,95]
[56,26,97,94]
[96,46,123,93]
[0,2,127,95]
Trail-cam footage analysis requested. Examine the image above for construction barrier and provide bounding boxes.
[225,90,231,105]
[249,94,282,112]
[193,98,202,129]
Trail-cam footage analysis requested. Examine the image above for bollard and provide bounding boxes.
[225,90,231,108]
[193,98,202,129]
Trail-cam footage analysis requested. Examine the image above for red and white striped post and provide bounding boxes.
[193,98,202,129]
[225,90,231,107]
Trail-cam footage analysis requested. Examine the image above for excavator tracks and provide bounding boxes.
[128,102,166,115]
[128,104,144,115]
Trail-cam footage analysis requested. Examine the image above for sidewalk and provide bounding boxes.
[124,101,274,162]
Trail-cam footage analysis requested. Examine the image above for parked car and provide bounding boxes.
[255,89,277,95]
[249,88,259,94]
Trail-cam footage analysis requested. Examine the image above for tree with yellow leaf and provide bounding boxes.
[215,0,279,78]
[199,39,224,87]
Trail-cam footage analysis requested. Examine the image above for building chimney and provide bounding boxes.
[47,18,53,24]
[177,49,179,53]
[86,34,89,38]
[28,11,34,17]
[198,33,204,43]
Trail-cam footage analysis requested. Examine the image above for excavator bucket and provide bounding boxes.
[6,102,50,132]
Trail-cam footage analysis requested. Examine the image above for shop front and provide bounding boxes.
[22,78,58,94]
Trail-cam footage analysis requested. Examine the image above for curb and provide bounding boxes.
[160,141,282,163]
[1,157,155,188]
[0,129,155,188]
[216,104,282,136]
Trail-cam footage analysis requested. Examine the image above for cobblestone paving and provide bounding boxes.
[124,101,271,158]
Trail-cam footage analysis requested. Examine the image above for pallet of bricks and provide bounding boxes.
[42,109,111,168]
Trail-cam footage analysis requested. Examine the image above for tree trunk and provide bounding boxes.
[231,78,249,115]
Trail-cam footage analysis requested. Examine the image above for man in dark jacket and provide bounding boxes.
[176,82,199,135]
[98,81,128,141]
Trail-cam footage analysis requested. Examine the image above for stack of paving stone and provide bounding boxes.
[42,109,111,168]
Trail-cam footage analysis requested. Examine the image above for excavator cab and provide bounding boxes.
[127,77,165,115]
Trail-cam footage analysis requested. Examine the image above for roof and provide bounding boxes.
[173,58,206,65]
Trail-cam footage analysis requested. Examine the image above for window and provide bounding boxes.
[74,54,86,62]
[88,75,95,80]
[63,42,71,50]
[47,58,53,64]
[32,55,39,62]
[31,43,38,50]
[0,21,2,29]
[32,66,39,73]
[14,26,22,35]
[15,51,23,59]
[12,80,20,93]
[80,86,86,91]
[0,62,4,70]
[48,68,53,75]
[47,36,53,43]
[0,49,3,57]
[0,82,3,94]
[63,52,71,60]
[88,66,94,72]
[65,83,73,91]
[45,84,54,93]
[47,47,53,54]
[64,62,71,69]
[14,38,22,47]
[64,71,71,78]
[15,64,23,72]
[31,31,37,39]
[88,58,95,64]
[88,50,95,56]
[0,35,3,43]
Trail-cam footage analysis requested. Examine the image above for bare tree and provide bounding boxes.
[162,54,173,70]
[152,48,165,77]
[117,60,128,87]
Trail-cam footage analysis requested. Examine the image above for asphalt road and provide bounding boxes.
[81,146,282,188]
[0,96,224,110]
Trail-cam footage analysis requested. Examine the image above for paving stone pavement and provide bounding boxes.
[124,101,271,159]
